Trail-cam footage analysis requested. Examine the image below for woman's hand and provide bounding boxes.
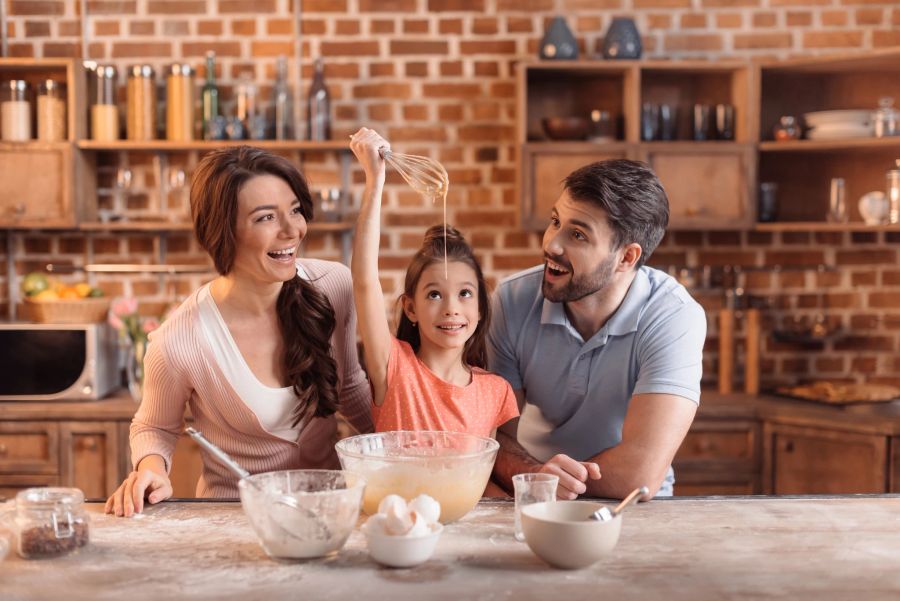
[104,456,173,517]
[349,127,389,188]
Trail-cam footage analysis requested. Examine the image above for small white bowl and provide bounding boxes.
[364,523,443,568]
[521,501,622,569]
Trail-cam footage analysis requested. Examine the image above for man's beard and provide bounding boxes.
[542,252,617,303]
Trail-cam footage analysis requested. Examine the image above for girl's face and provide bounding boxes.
[232,174,307,284]
[403,260,481,355]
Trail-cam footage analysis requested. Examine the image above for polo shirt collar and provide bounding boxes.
[539,267,650,339]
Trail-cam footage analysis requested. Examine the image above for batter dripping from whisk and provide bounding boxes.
[348,128,519,453]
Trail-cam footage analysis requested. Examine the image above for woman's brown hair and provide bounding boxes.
[396,225,490,369]
[190,146,339,426]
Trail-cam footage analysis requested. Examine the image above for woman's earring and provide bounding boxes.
[411,321,417,328]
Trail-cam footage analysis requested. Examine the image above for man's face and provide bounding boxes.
[541,191,621,303]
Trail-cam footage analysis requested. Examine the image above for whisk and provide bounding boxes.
[378,148,449,199]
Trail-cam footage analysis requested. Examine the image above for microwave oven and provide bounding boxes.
[0,323,120,401]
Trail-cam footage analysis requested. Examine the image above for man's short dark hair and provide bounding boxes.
[564,159,669,268]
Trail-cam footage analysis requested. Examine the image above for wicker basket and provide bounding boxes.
[24,297,111,324]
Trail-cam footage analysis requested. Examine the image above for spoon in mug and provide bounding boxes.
[589,486,649,522]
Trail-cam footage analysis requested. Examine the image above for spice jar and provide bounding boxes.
[126,65,156,140]
[37,79,67,141]
[91,65,119,141]
[13,487,89,559]
[166,63,194,141]
[773,115,801,141]
[2,80,32,141]
[874,97,899,138]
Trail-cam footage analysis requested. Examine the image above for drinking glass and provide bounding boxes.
[693,104,711,141]
[513,473,558,542]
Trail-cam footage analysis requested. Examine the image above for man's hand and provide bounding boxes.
[538,454,601,500]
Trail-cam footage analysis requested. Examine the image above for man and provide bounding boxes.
[488,159,706,500]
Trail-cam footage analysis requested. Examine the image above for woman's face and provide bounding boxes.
[232,174,307,284]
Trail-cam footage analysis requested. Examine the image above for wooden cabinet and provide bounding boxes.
[673,418,761,496]
[0,58,94,228]
[763,422,887,495]
[517,60,755,231]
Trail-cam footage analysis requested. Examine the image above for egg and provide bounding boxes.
[377,494,408,516]
[383,501,413,536]
[363,514,388,536]
[408,494,441,524]
[405,511,431,538]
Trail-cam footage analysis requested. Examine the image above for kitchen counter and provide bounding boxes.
[2,496,900,600]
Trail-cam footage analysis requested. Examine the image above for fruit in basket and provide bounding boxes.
[75,283,93,298]
[21,272,50,297]
[32,289,59,301]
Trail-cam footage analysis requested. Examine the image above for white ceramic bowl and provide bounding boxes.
[238,469,365,560]
[364,522,444,568]
[804,109,871,128]
[521,501,622,569]
[335,431,498,523]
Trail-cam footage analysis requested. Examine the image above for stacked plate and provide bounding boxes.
[804,109,874,140]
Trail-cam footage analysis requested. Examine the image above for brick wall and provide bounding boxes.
[4,0,900,388]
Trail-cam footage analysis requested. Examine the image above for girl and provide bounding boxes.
[349,128,518,438]
[106,146,372,516]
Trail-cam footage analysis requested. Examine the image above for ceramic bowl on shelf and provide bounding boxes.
[521,500,623,570]
[541,117,590,141]
[858,191,889,225]
[806,123,874,140]
[803,109,872,129]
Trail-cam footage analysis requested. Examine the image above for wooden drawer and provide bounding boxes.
[0,421,59,475]
[677,425,756,461]
[0,474,61,501]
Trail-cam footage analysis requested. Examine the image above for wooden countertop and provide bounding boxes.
[4,388,900,435]
[2,497,899,600]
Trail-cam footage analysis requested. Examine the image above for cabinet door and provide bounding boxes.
[640,143,755,230]
[764,423,887,494]
[0,144,77,227]
[59,422,121,499]
[169,433,203,498]
[520,144,634,230]
[673,419,760,496]
[0,421,59,475]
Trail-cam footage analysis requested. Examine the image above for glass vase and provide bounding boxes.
[127,338,147,403]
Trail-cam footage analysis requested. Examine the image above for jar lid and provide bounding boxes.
[16,487,85,509]
[168,63,194,77]
[128,64,155,78]
[96,65,118,79]
[6,79,29,92]
[40,79,64,92]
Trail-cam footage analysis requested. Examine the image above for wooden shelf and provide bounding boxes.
[76,140,350,152]
[0,141,73,150]
[755,222,900,232]
[78,220,354,233]
[759,138,900,152]
[523,141,630,151]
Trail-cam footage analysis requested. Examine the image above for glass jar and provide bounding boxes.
[91,65,119,141]
[166,63,194,141]
[2,80,32,141]
[37,79,66,141]
[126,65,156,140]
[13,487,89,559]
[874,97,899,138]
[773,115,801,141]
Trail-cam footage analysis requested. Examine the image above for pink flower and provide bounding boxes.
[142,318,160,335]
[111,296,138,318]
[108,311,124,331]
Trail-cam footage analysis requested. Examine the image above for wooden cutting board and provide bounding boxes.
[776,381,900,405]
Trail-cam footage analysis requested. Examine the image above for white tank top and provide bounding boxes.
[197,270,309,442]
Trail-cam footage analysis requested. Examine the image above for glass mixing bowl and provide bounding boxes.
[335,431,499,523]
[238,469,365,560]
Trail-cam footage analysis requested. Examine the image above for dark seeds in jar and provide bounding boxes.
[19,521,89,559]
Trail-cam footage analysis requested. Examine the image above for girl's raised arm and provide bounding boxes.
[349,128,393,406]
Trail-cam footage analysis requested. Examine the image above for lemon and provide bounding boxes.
[74,283,93,298]
[21,272,50,297]
[33,289,59,301]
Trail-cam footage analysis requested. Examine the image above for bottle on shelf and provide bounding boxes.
[2,80,33,141]
[887,160,900,225]
[307,58,331,141]
[166,63,194,142]
[126,65,156,141]
[91,65,119,141]
[201,51,220,141]
[273,55,293,140]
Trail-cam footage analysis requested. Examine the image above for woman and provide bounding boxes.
[106,146,373,517]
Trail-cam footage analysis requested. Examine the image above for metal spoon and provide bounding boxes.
[589,486,649,522]
[185,427,331,540]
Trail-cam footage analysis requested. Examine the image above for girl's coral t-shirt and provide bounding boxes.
[372,338,519,437]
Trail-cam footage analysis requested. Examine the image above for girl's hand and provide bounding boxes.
[104,462,173,517]
[350,127,389,188]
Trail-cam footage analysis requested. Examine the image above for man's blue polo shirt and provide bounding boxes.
[487,265,706,494]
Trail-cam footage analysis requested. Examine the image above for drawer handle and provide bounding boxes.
[696,439,713,452]
[0,443,7,456]
[81,437,98,451]
[783,441,794,453]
